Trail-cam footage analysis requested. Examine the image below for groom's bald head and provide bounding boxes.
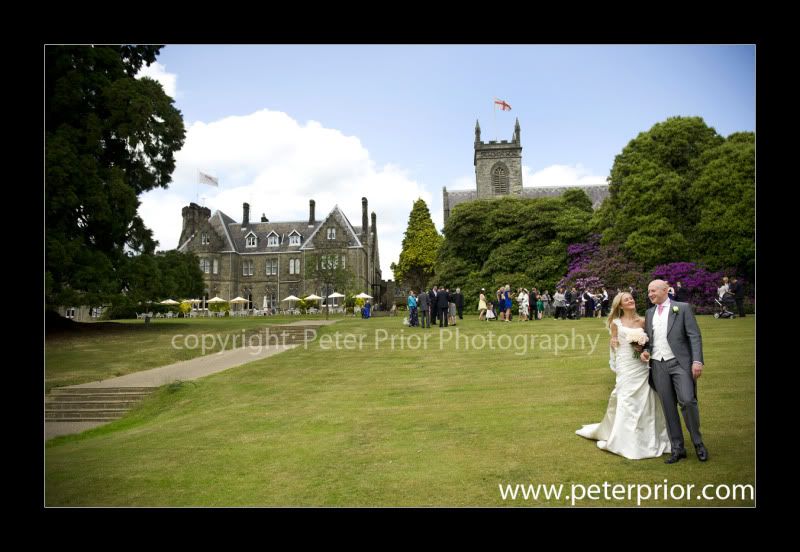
[648,280,669,305]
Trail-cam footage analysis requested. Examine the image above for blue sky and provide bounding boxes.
[137,44,755,280]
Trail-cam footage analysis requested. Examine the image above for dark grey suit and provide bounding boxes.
[644,301,704,451]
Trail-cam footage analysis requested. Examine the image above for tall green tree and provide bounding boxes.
[594,116,753,275]
[106,251,205,319]
[46,45,186,308]
[391,199,442,292]
[688,131,755,278]
[436,192,594,305]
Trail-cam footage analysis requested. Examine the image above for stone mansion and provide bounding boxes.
[442,119,610,222]
[178,198,383,310]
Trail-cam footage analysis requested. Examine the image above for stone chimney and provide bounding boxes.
[361,197,368,240]
[371,212,377,241]
[242,202,250,226]
[261,213,268,222]
[309,199,316,226]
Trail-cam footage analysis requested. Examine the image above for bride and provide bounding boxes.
[576,292,671,459]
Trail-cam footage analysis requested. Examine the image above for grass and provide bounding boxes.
[45,315,755,506]
[45,315,323,391]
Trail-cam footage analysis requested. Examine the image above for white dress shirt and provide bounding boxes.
[651,299,676,361]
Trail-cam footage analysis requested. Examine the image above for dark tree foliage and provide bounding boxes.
[594,117,754,279]
[46,45,187,308]
[436,192,593,308]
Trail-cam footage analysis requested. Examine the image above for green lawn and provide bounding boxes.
[45,315,755,506]
[45,316,324,392]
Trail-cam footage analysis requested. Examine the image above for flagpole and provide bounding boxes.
[493,97,497,140]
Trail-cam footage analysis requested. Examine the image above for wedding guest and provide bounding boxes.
[730,277,746,317]
[541,290,551,318]
[454,288,464,320]
[417,287,430,328]
[407,291,418,327]
[674,281,689,303]
[478,288,488,320]
[429,286,438,326]
[717,277,730,300]
[518,288,529,321]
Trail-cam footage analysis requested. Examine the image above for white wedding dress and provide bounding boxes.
[576,319,672,459]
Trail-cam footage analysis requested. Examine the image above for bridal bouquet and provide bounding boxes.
[625,327,649,359]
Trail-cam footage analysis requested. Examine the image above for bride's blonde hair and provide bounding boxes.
[606,292,642,329]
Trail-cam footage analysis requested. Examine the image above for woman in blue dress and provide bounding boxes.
[407,292,418,326]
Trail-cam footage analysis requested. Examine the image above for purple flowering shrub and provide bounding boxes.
[559,238,754,315]
[651,262,736,312]
[560,237,650,296]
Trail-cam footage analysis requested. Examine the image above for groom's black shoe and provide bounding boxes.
[664,450,687,464]
[695,443,709,462]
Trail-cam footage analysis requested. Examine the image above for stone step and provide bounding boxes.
[46,409,128,420]
[46,392,153,402]
[45,400,144,410]
[50,386,155,394]
[46,387,157,422]
[46,416,122,422]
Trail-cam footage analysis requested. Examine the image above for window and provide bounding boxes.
[327,228,336,240]
[289,258,301,275]
[289,234,301,246]
[267,234,279,247]
[341,255,346,269]
[246,234,257,248]
[264,292,277,310]
[492,165,509,194]
[266,258,278,275]
[321,255,338,270]
[242,259,254,276]
[200,258,210,273]
[212,259,219,274]
[201,232,210,245]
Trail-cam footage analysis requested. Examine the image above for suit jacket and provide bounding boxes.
[417,292,429,310]
[436,290,450,310]
[644,301,704,372]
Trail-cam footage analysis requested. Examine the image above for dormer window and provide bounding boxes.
[327,228,336,240]
[245,232,258,248]
[201,232,210,245]
[288,231,301,246]
[267,234,279,247]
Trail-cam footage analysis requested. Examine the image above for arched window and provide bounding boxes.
[492,165,509,194]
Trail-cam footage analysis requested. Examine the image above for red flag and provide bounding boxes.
[494,99,512,111]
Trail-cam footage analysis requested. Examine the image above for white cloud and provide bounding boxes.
[135,62,178,98]
[139,109,432,280]
[522,164,607,187]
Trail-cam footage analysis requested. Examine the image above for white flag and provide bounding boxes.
[198,171,219,187]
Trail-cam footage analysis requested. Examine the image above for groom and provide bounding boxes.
[640,280,709,464]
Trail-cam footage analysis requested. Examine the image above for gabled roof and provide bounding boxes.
[300,205,363,250]
[177,231,196,252]
[209,211,237,251]
[192,204,369,254]
[209,214,322,253]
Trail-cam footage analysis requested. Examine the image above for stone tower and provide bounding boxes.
[442,118,608,223]
[474,118,523,198]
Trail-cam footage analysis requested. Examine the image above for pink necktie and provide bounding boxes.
[658,304,664,315]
